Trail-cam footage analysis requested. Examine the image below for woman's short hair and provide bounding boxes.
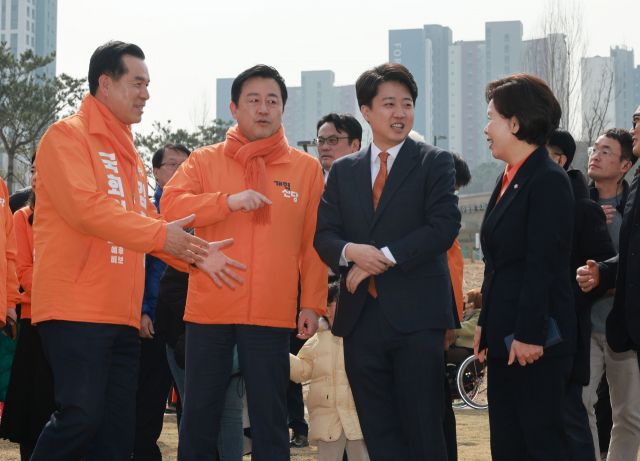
[466,289,482,309]
[485,74,562,147]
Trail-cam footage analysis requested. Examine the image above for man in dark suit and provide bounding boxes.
[314,63,461,461]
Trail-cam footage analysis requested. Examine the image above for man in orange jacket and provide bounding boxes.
[162,64,327,460]
[30,41,245,461]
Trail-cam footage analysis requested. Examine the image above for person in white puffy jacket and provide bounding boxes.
[289,282,369,461]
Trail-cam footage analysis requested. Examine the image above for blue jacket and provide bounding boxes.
[142,187,168,322]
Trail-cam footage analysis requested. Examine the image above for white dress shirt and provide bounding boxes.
[339,140,406,266]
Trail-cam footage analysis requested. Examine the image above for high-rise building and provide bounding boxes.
[0,0,56,77]
[389,28,429,140]
[424,25,452,150]
[485,21,523,82]
[611,46,634,129]
[448,40,488,167]
[35,0,56,79]
[215,77,234,125]
[388,26,452,146]
[634,65,640,110]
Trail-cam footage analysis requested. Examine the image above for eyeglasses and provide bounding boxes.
[588,147,620,159]
[159,162,184,170]
[315,136,350,146]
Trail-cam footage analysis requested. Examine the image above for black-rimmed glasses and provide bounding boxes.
[315,136,350,146]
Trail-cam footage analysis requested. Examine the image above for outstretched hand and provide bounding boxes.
[163,215,210,264]
[196,239,246,289]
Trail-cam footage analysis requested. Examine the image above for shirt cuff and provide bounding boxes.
[381,246,396,264]
[340,243,352,266]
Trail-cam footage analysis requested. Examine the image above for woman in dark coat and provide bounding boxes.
[473,74,577,461]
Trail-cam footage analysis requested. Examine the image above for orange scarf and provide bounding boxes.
[81,94,139,190]
[224,124,288,224]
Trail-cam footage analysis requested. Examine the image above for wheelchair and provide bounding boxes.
[446,353,488,410]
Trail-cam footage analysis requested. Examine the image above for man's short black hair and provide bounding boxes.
[450,152,471,188]
[152,143,191,169]
[316,113,363,145]
[601,128,637,167]
[485,74,561,146]
[356,63,418,109]
[547,130,576,171]
[88,41,145,96]
[231,65,288,109]
[328,281,340,305]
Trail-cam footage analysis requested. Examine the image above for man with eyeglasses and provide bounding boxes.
[132,143,190,460]
[316,113,362,183]
[576,128,640,460]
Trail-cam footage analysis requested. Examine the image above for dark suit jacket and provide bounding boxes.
[478,146,577,358]
[600,174,640,352]
[567,170,616,384]
[314,137,461,337]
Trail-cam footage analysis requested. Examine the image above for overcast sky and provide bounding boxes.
[56,0,638,137]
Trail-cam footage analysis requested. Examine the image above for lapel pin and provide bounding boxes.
[514,184,518,189]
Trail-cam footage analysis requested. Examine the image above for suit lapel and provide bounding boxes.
[351,147,374,225]
[371,138,419,228]
[481,146,547,240]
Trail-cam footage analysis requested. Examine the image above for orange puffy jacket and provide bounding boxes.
[32,95,188,329]
[162,143,327,328]
[0,179,20,326]
[14,206,33,319]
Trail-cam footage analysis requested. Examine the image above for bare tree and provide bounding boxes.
[522,0,588,137]
[581,57,619,148]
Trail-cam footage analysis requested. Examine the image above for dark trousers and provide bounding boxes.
[563,381,596,461]
[488,355,572,461]
[178,322,290,461]
[343,295,447,461]
[287,380,308,437]
[443,354,457,461]
[32,321,140,461]
[132,333,174,461]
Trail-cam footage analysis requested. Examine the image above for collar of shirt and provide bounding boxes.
[370,139,406,187]
[498,151,533,201]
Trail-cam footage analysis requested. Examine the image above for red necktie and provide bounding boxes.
[368,152,389,298]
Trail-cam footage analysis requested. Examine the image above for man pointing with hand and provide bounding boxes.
[162,64,327,460]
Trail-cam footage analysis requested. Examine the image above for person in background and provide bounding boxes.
[132,143,191,461]
[0,155,53,461]
[474,74,576,460]
[289,112,364,450]
[447,289,482,364]
[317,113,362,183]
[289,281,369,461]
[577,128,640,461]
[547,128,618,461]
[9,187,31,215]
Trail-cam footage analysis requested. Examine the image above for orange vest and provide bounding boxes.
[14,207,33,319]
[31,95,187,328]
[161,142,327,328]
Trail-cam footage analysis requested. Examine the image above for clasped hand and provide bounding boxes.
[344,244,395,293]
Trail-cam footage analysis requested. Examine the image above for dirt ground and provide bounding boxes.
[0,409,492,460]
